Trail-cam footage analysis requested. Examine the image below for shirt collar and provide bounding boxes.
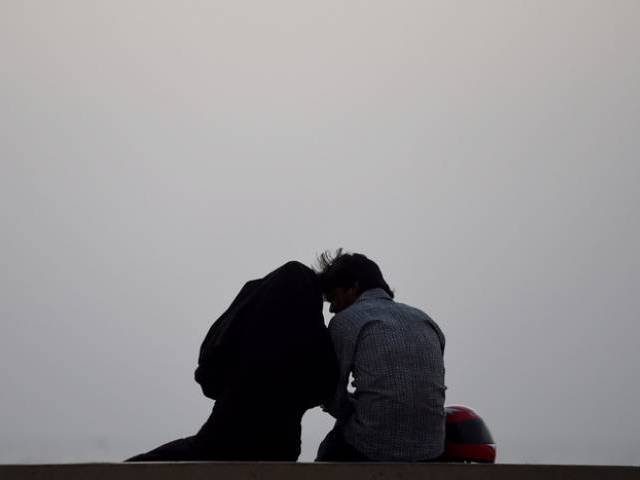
[356,287,393,303]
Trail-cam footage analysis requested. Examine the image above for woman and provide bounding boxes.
[128,261,337,461]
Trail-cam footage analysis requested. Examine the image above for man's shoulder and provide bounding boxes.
[372,299,444,338]
[328,305,364,328]
[331,292,425,326]
[393,300,431,319]
[393,301,445,348]
[328,301,377,336]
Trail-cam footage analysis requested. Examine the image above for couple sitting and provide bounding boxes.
[128,250,446,462]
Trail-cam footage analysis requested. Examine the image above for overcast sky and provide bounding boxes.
[1,0,639,465]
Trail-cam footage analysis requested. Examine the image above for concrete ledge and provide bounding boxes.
[1,463,639,480]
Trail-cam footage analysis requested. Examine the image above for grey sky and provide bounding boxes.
[1,0,639,465]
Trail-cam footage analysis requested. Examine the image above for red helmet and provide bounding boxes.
[441,405,496,463]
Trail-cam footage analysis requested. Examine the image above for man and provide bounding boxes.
[128,261,337,461]
[316,250,446,462]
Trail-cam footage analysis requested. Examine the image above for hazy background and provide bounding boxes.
[1,0,638,465]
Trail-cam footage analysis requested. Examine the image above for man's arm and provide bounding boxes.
[323,316,356,420]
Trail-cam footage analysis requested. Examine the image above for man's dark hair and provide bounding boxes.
[316,249,394,299]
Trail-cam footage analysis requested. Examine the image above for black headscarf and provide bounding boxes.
[195,261,337,408]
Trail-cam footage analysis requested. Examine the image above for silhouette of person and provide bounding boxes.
[127,261,337,461]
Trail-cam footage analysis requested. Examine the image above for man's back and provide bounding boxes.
[328,288,446,461]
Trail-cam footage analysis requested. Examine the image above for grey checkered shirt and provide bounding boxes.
[326,288,446,461]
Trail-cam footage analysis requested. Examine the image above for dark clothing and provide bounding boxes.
[128,392,304,461]
[195,261,336,407]
[316,424,371,462]
[128,261,338,462]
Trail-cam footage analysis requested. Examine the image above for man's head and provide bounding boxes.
[316,249,394,313]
